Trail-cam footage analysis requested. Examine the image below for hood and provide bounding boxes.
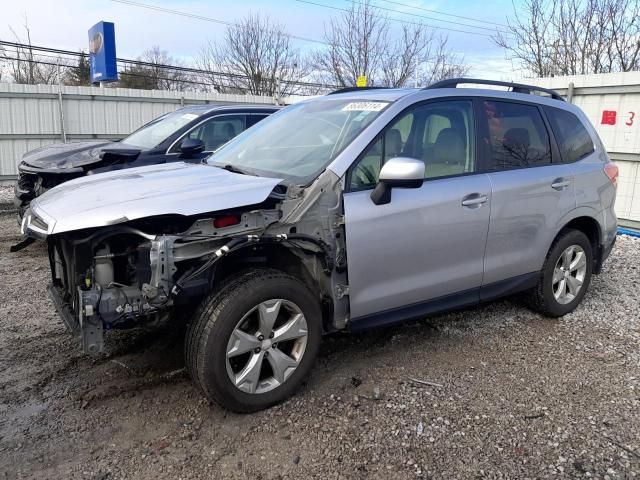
[29,162,283,235]
[21,140,132,170]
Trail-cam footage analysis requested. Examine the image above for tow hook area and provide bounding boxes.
[75,285,159,354]
[10,237,35,252]
[78,288,104,354]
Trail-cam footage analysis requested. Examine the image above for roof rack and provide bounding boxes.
[425,78,565,101]
[327,86,389,95]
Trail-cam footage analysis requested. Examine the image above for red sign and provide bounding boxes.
[601,110,617,125]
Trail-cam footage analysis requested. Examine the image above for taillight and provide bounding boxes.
[213,215,241,229]
[604,162,619,189]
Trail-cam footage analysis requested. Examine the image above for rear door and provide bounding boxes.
[479,99,576,288]
[343,99,492,321]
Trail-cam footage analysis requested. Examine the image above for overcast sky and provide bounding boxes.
[0,0,522,80]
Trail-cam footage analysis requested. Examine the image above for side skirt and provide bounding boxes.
[348,272,540,332]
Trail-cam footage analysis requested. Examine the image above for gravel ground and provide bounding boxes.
[0,211,639,480]
[0,186,14,209]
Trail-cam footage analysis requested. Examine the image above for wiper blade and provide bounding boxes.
[221,164,252,175]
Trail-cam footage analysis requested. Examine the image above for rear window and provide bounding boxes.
[481,100,552,170]
[544,107,594,163]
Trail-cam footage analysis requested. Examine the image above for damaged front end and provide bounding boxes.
[27,168,347,354]
[46,225,161,353]
[43,209,281,353]
[15,163,85,219]
[15,147,141,219]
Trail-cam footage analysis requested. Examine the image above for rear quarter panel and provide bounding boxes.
[571,153,617,246]
[571,106,617,246]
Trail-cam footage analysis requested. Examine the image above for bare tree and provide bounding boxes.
[0,44,5,83]
[314,0,389,86]
[417,36,470,86]
[605,0,640,71]
[494,0,640,76]
[198,13,308,96]
[314,0,467,88]
[119,46,191,91]
[380,24,430,87]
[6,19,63,85]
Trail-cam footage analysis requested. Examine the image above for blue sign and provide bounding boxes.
[88,21,118,83]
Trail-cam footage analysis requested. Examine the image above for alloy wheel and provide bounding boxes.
[552,244,588,305]
[225,299,308,394]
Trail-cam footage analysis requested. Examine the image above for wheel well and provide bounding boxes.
[559,216,603,273]
[211,243,335,332]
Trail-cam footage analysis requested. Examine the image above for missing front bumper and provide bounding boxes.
[47,283,105,354]
[47,283,80,336]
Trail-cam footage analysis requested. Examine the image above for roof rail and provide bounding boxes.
[425,78,565,101]
[327,86,389,95]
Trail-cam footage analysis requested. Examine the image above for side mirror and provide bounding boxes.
[180,138,206,156]
[371,157,425,205]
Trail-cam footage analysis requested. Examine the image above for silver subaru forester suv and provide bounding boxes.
[22,78,618,412]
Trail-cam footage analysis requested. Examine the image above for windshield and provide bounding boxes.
[207,99,390,182]
[122,109,206,150]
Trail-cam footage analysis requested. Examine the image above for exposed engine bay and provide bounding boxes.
[40,169,349,353]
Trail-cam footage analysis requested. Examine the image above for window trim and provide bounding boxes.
[542,105,595,164]
[166,113,247,155]
[345,96,479,193]
[538,104,563,164]
[474,97,561,172]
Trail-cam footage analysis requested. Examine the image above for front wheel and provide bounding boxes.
[185,269,322,412]
[527,229,593,317]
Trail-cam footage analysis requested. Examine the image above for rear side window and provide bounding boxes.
[481,101,551,170]
[544,107,594,162]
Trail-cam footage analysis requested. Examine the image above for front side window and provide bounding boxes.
[122,109,206,150]
[544,107,594,163]
[481,101,551,170]
[350,100,475,190]
[171,115,246,153]
[207,99,389,182]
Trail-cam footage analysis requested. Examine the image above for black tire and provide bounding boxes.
[184,270,256,396]
[526,229,593,317]
[185,269,322,412]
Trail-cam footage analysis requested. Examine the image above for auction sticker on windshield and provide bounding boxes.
[342,102,389,112]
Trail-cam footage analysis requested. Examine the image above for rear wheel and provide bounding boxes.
[185,269,321,412]
[527,229,593,317]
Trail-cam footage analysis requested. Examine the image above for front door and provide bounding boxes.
[343,99,492,322]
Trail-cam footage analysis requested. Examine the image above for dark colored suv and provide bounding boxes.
[14,104,279,217]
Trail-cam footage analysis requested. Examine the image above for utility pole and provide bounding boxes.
[56,57,67,143]
[276,77,282,105]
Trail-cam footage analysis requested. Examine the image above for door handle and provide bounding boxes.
[461,194,488,207]
[551,178,571,190]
